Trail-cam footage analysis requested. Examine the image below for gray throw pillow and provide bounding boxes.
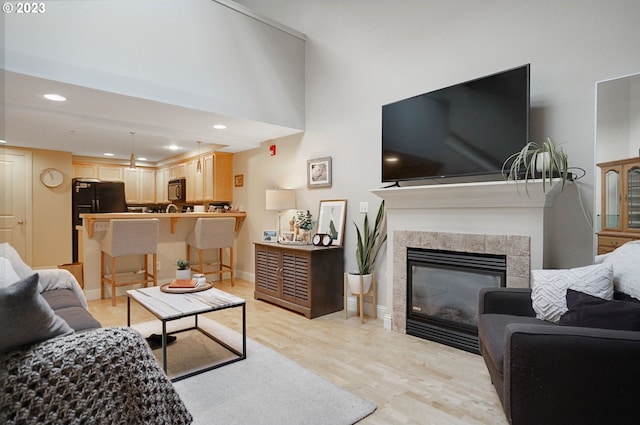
[0,273,74,353]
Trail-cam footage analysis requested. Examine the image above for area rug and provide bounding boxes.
[131,317,376,425]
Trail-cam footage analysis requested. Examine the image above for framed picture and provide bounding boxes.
[307,157,332,188]
[280,231,295,243]
[262,230,277,242]
[234,174,244,187]
[317,199,347,246]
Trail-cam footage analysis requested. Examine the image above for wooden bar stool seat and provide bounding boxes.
[186,217,235,286]
[101,219,159,306]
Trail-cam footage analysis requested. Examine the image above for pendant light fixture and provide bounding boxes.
[129,131,136,170]
[196,140,202,174]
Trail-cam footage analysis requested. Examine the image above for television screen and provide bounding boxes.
[382,64,530,183]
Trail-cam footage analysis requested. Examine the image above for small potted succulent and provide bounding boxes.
[175,259,191,280]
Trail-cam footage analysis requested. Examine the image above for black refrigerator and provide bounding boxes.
[72,178,127,262]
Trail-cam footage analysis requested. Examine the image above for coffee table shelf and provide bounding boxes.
[127,286,246,382]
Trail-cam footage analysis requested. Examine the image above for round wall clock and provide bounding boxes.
[40,168,64,188]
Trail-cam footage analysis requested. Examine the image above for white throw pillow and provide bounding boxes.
[0,257,21,289]
[531,263,613,323]
[602,241,640,300]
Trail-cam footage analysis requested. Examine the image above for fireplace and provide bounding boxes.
[406,248,506,353]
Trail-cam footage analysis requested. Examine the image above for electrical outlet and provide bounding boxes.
[156,260,161,270]
[359,202,369,213]
[94,221,108,232]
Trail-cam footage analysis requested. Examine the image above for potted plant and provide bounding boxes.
[502,137,569,194]
[348,200,387,294]
[175,259,191,280]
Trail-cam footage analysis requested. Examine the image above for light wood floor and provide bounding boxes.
[88,279,508,425]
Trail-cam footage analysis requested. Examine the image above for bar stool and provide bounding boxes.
[101,219,159,306]
[186,217,235,286]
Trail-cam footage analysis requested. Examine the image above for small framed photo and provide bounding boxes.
[234,174,244,187]
[262,230,277,242]
[280,231,295,243]
[317,199,347,246]
[307,157,332,188]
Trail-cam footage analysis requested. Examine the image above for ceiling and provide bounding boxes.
[2,71,303,163]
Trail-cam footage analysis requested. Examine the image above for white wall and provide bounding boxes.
[233,0,640,315]
[4,0,305,130]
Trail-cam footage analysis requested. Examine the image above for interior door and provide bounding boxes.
[0,148,32,262]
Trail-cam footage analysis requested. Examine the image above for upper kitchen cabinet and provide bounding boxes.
[73,162,123,181]
[187,152,233,203]
[124,168,156,204]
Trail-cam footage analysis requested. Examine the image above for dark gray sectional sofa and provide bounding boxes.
[478,286,640,425]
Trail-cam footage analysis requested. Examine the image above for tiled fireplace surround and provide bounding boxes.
[372,180,563,334]
[392,230,530,333]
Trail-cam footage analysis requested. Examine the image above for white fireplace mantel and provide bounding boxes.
[371,179,568,330]
[371,179,566,210]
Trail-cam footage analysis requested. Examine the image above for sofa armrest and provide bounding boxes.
[478,287,535,316]
[36,268,88,309]
[503,323,640,425]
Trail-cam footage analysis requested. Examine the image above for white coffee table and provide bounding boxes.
[127,285,246,382]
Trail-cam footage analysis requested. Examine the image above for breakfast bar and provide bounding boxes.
[78,212,246,300]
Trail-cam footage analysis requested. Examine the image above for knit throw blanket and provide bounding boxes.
[0,327,193,424]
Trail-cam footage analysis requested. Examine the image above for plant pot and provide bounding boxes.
[535,152,550,174]
[176,269,191,280]
[347,273,372,294]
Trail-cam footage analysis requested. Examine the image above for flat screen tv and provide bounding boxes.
[382,64,530,184]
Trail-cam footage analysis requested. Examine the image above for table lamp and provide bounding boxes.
[266,189,296,241]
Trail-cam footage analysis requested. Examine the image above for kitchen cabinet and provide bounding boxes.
[254,242,344,318]
[597,157,640,254]
[155,168,169,203]
[73,163,124,181]
[124,168,155,204]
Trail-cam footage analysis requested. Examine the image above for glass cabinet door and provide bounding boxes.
[604,168,621,230]
[627,166,640,229]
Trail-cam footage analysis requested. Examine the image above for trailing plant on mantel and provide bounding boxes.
[501,137,569,194]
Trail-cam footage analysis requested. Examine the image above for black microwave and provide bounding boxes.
[168,179,186,202]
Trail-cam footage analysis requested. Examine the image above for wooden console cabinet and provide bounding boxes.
[254,242,344,318]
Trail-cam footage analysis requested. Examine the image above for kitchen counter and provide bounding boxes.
[80,212,246,237]
[77,211,246,299]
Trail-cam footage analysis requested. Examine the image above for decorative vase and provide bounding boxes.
[347,273,373,294]
[176,269,191,280]
[535,152,550,174]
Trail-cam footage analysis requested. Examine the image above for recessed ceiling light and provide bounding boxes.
[213,124,227,130]
[168,144,180,150]
[103,153,114,157]
[137,157,147,161]
[43,93,67,102]
[0,139,6,144]
[385,157,399,162]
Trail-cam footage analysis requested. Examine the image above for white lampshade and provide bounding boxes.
[265,189,296,211]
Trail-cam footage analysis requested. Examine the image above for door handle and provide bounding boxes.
[17,220,25,224]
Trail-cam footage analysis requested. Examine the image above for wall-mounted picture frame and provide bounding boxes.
[317,199,347,246]
[234,174,244,187]
[307,156,332,188]
[262,230,277,242]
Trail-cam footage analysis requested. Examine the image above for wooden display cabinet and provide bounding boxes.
[254,242,344,319]
[597,157,640,254]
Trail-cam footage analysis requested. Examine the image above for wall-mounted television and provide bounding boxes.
[382,64,530,184]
